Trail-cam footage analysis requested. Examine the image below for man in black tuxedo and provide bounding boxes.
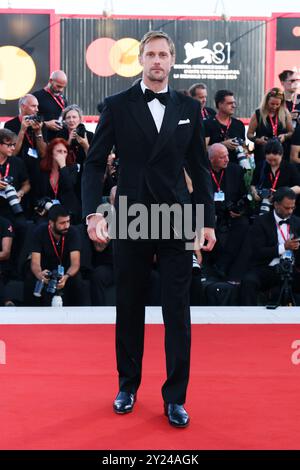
[82,31,216,427]
[240,187,300,305]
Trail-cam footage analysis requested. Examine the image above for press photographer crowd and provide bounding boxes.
[1,69,300,307]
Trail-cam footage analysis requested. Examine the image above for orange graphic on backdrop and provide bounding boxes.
[86,37,142,78]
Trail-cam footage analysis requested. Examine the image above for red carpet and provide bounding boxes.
[0,324,300,450]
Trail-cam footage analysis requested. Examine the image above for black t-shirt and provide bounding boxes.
[33,89,68,142]
[0,157,29,212]
[204,116,245,163]
[0,215,14,271]
[33,89,67,121]
[251,160,300,189]
[31,223,81,272]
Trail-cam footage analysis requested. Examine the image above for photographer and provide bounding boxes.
[188,83,216,120]
[37,138,81,223]
[55,104,94,199]
[0,129,30,222]
[33,70,68,141]
[4,95,46,214]
[24,204,87,306]
[207,143,249,282]
[279,70,300,128]
[247,88,293,165]
[240,187,300,305]
[251,138,300,215]
[204,90,246,164]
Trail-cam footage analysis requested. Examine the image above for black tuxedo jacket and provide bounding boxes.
[250,211,300,267]
[82,82,215,227]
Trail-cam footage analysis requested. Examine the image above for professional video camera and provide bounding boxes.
[1,176,23,215]
[25,114,43,123]
[276,250,294,278]
[267,250,296,308]
[33,265,65,298]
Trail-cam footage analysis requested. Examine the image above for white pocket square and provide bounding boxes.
[178,119,190,125]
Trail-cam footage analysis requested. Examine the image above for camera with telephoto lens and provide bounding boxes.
[1,176,23,215]
[33,266,65,297]
[75,123,86,138]
[257,188,273,216]
[46,266,65,294]
[232,137,250,170]
[34,197,61,216]
[25,114,43,123]
[225,194,252,215]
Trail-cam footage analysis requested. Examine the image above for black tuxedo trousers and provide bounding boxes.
[114,238,192,404]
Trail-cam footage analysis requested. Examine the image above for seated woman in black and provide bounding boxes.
[38,138,81,223]
[251,138,300,213]
[55,104,94,199]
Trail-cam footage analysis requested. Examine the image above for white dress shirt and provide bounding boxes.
[140,80,168,133]
[269,210,291,266]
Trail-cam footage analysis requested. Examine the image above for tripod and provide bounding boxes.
[266,271,296,309]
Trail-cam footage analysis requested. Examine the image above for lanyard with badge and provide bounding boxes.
[45,88,65,110]
[216,117,231,140]
[19,116,39,159]
[0,162,10,180]
[210,169,225,201]
[0,162,10,198]
[269,169,281,192]
[277,222,290,242]
[269,114,278,137]
[48,224,65,272]
[201,108,209,119]
[50,172,60,203]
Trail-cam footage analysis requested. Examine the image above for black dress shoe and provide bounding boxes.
[164,403,190,428]
[113,391,136,414]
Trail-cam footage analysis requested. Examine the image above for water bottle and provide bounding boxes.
[51,295,63,307]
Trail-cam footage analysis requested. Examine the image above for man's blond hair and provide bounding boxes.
[139,31,175,57]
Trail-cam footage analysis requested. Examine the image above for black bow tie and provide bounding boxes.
[144,88,169,105]
[279,218,291,225]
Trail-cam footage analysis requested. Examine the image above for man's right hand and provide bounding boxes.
[21,116,35,130]
[87,214,109,243]
[223,138,239,150]
[285,239,300,251]
[45,119,63,131]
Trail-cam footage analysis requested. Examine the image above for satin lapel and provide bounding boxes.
[127,83,158,145]
[148,89,182,164]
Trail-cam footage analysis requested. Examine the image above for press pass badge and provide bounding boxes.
[28,148,38,159]
[214,191,225,202]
